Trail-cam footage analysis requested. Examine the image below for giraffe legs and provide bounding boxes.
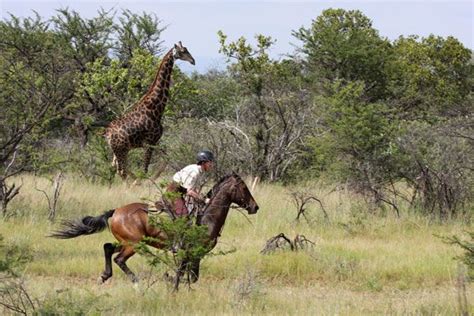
[143,146,154,175]
[112,149,128,180]
[109,141,157,180]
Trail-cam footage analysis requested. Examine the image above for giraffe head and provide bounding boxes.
[173,41,195,65]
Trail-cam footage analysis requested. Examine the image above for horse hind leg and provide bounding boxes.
[172,259,199,291]
[114,245,138,283]
[99,243,120,283]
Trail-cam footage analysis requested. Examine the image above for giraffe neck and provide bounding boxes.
[138,48,175,116]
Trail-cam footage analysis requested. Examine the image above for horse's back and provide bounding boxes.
[110,203,152,243]
[116,202,150,213]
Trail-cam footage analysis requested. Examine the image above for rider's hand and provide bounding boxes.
[204,198,210,204]
[194,196,206,206]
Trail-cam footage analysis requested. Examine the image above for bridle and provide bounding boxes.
[229,176,253,211]
[205,174,250,212]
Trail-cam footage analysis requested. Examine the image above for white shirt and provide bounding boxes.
[172,164,203,190]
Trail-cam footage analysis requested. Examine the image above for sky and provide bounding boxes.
[1,0,473,73]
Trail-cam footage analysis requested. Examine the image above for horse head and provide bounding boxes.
[227,173,259,214]
[205,173,259,216]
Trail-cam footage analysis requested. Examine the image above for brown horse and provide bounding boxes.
[51,173,259,284]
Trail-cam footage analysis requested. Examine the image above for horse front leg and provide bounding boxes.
[189,259,200,283]
[173,260,187,291]
[171,258,200,291]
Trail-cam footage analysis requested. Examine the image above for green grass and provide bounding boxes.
[1,174,472,315]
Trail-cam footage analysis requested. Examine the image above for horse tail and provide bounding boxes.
[49,209,115,239]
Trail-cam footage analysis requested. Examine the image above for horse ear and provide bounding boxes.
[231,171,241,180]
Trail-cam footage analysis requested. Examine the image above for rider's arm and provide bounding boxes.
[187,188,210,204]
[186,188,201,200]
[179,165,209,203]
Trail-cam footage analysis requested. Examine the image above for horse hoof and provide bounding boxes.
[97,276,106,284]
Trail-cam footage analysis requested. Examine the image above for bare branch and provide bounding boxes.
[4,148,18,176]
[34,172,64,221]
[290,190,329,224]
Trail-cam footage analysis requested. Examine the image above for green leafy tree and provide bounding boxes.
[319,81,401,211]
[218,31,315,181]
[50,8,114,145]
[51,8,113,72]
[387,35,472,118]
[294,8,391,101]
[73,48,157,130]
[114,9,166,62]
[386,36,472,217]
[167,70,239,120]
[0,13,75,214]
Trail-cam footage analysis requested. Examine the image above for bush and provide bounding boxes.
[135,215,211,291]
[69,134,116,185]
[397,120,473,219]
[442,231,474,281]
[0,235,36,314]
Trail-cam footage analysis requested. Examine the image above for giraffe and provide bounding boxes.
[105,41,195,179]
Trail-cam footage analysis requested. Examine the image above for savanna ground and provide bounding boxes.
[1,174,472,315]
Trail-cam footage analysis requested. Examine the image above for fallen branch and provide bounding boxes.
[261,233,316,254]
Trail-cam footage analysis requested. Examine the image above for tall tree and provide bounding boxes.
[114,9,166,62]
[293,8,391,101]
[0,14,74,214]
[387,35,472,118]
[50,8,114,145]
[218,31,314,181]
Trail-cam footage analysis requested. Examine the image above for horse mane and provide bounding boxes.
[205,172,241,199]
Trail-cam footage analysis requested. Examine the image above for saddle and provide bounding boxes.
[152,199,205,221]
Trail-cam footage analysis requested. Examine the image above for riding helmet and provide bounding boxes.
[197,150,214,163]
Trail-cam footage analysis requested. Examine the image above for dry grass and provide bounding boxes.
[1,174,472,315]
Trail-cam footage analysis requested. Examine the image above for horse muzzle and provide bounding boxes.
[247,204,259,214]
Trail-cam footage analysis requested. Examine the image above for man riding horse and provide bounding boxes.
[51,168,259,285]
[165,150,214,217]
